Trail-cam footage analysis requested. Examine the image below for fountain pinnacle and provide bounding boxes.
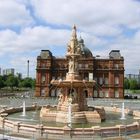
[66,25,82,80]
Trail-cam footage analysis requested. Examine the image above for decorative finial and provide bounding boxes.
[72,24,77,39]
[73,24,76,30]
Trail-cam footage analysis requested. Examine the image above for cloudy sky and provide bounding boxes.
[0,0,140,78]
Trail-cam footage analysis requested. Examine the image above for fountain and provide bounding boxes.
[120,102,126,120]
[22,100,26,116]
[1,26,140,139]
[40,25,106,124]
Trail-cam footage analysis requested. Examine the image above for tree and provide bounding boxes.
[5,75,19,90]
[0,76,4,89]
[124,77,130,89]
[19,77,34,88]
[129,79,138,90]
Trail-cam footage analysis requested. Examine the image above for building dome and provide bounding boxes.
[78,37,93,58]
[79,37,84,44]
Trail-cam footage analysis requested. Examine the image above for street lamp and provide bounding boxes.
[27,60,29,78]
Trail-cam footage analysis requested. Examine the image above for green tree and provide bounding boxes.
[0,76,4,89]
[129,79,138,90]
[124,78,130,89]
[19,77,34,88]
[5,75,19,90]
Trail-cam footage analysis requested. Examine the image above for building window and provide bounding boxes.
[99,91,104,97]
[85,64,88,68]
[41,88,45,96]
[114,64,119,69]
[105,90,109,97]
[115,77,119,85]
[42,63,46,68]
[79,64,82,68]
[105,77,108,85]
[115,90,119,98]
[99,77,103,85]
[89,73,93,81]
[94,90,98,97]
[41,75,46,83]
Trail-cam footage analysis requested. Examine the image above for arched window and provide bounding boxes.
[105,77,108,85]
[115,90,119,98]
[99,90,104,97]
[41,74,46,84]
[41,88,45,96]
[99,77,103,85]
[105,90,109,97]
[115,77,119,85]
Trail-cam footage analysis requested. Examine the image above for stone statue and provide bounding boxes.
[67,44,72,55]
[69,59,74,72]
[58,89,64,103]
[75,45,81,55]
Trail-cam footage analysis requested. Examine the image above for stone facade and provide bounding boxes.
[35,26,124,98]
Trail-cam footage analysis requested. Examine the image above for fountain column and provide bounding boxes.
[120,102,125,120]
[67,98,72,128]
[22,100,26,116]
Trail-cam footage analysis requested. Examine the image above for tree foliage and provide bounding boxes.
[0,74,35,90]
[124,78,130,89]
[5,75,19,90]
[0,76,4,89]
[129,79,138,90]
[19,78,35,88]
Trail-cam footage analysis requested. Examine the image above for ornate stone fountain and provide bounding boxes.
[40,25,105,124]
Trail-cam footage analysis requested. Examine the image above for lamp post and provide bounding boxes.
[27,60,29,78]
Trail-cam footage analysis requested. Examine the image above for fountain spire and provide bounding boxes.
[66,25,82,80]
[71,24,77,40]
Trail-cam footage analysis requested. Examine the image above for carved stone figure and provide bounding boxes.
[69,59,74,72]
[58,89,64,103]
[67,45,72,54]
[76,45,81,54]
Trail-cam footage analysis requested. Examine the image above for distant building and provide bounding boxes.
[3,68,15,76]
[16,72,22,79]
[125,72,140,83]
[35,26,124,98]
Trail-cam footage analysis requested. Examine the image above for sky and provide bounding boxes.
[0,0,140,78]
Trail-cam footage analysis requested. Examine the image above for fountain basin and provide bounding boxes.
[40,105,105,124]
[0,105,140,139]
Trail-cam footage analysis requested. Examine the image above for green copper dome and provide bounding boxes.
[78,37,93,58]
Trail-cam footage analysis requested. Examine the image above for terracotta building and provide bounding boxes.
[35,26,124,98]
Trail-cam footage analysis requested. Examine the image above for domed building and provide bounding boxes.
[35,26,124,98]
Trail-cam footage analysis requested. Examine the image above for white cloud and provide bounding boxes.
[0,0,33,27]
[1,0,140,77]
[10,55,36,78]
[105,31,140,74]
[0,26,69,55]
[31,0,140,36]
